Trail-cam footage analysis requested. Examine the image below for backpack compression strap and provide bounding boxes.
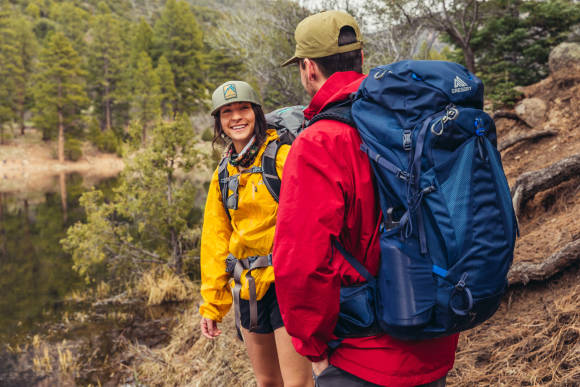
[217,157,232,221]
[261,130,295,202]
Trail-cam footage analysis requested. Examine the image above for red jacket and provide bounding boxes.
[273,71,459,386]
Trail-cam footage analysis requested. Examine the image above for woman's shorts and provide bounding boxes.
[239,284,284,333]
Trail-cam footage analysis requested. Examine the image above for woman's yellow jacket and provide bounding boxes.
[199,129,290,322]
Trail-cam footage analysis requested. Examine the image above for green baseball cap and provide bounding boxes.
[211,80,261,115]
[281,10,363,67]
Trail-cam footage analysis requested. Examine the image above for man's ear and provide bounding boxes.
[304,58,318,81]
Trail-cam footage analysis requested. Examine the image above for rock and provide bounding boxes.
[514,97,547,128]
[549,42,580,81]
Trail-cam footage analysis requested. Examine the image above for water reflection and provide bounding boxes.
[0,173,118,345]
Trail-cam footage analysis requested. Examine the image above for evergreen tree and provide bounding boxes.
[87,7,130,132]
[131,17,153,61]
[12,16,38,135]
[156,55,177,119]
[33,32,88,162]
[48,1,90,54]
[472,0,580,104]
[152,0,205,115]
[132,51,161,145]
[0,9,22,143]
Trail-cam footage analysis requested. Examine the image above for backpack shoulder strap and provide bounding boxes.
[261,130,294,202]
[307,97,356,128]
[217,156,232,221]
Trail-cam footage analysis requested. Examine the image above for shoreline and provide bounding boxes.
[0,133,124,193]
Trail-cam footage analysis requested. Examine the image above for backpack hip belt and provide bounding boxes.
[225,253,273,340]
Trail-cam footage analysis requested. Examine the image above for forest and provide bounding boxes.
[1,0,579,385]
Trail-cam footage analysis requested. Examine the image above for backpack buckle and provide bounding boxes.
[403,130,412,151]
[225,254,238,274]
[397,170,410,181]
[384,208,400,231]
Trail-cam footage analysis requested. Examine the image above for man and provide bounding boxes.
[273,10,458,387]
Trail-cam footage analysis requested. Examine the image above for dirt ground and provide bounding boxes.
[0,129,124,194]
[497,76,580,267]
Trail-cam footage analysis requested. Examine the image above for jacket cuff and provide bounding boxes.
[307,351,328,363]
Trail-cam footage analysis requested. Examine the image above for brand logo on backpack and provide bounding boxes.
[223,84,237,100]
[451,76,471,94]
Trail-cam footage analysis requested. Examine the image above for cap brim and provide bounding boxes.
[281,56,299,67]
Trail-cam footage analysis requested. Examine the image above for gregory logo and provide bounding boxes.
[223,84,237,100]
[451,76,471,94]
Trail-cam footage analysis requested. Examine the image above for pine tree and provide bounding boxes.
[152,0,205,115]
[0,9,22,143]
[132,51,161,145]
[33,32,88,162]
[156,56,177,119]
[87,7,130,132]
[12,16,38,135]
[48,1,90,54]
[131,17,153,62]
[471,0,580,104]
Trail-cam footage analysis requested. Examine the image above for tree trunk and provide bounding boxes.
[166,166,182,273]
[142,123,147,147]
[58,107,65,163]
[18,90,26,136]
[57,82,65,163]
[463,44,476,74]
[104,59,111,132]
[59,171,68,222]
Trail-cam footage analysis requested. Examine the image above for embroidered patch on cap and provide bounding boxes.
[223,84,237,100]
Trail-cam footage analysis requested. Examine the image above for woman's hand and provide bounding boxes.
[200,317,222,339]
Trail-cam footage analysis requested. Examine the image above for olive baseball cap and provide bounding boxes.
[211,80,261,115]
[281,10,363,67]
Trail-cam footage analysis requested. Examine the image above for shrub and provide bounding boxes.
[65,138,83,161]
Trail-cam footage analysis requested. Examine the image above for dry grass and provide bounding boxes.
[127,268,580,387]
[449,269,580,386]
[135,268,198,306]
[129,283,255,386]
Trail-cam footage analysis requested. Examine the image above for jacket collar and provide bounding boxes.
[303,71,366,120]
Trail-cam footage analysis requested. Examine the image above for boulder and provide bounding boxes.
[514,98,547,128]
[549,42,580,81]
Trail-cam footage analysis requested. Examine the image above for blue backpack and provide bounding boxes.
[316,61,518,341]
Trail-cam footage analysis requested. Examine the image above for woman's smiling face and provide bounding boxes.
[219,102,256,153]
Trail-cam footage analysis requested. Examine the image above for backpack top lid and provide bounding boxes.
[357,60,484,130]
[265,105,305,137]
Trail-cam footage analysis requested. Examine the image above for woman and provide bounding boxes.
[199,80,313,387]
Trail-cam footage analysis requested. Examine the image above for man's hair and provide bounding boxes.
[300,26,362,77]
[212,104,268,149]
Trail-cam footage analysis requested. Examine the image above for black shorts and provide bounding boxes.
[239,284,284,333]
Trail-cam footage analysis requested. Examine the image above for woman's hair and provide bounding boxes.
[212,103,268,150]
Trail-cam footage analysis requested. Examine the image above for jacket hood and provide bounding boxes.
[303,71,366,120]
